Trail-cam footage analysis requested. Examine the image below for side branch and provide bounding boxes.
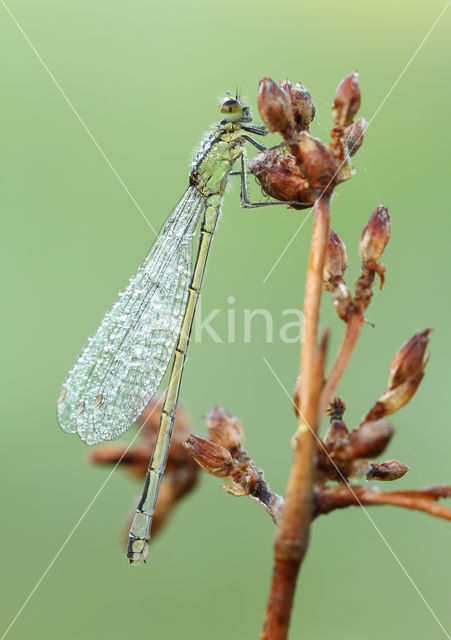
[319,311,363,417]
[184,408,285,525]
[314,485,451,520]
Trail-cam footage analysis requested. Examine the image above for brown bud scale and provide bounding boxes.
[249,151,315,210]
[184,435,234,477]
[333,72,361,127]
[367,460,409,481]
[359,206,391,264]
[298,132,337,192]
[388,330,431,390]
[257,77,296,137]
[279,79,316,131]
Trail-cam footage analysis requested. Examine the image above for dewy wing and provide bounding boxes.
[57,187,205,444]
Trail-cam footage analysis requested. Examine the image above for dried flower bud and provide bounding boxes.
[205,407,244,451]
[257,77,296,136]
[364,371,424,421]
[367,460,409,481]
[324,415,349,450]
[379,370,425,414]
[359,205,390,263]
[280,79,315,130]
[334,157,355,185]
[249,151,315,209]
[291,82,315,129]
[185,435,233,477]
[323,230,348,285]
[344,117,367,156]
[298,132,337,192]
[327,397,346,420]
[332,72,361,127]
[277,78,291,91]
[388,329,431,390]
[348,459,372,480]
[323,277,353,320]
[348,420,394,458]
[225,457,260,497]
[322,232,352,319]
[222,482,250,497]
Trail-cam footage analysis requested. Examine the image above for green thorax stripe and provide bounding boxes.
[190,121,246,197]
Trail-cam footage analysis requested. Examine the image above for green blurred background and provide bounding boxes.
[1,1,450,638]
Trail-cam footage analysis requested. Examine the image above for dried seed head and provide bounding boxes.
[334,157,355,185]
[332,72,361,127]
[348,459,372,480]
[344,117,367,157]
[257,77,296,136]
[327,397,346,420]
[379,370,425,414]
[324,399,349,450]
[322,231,352,319]
[298,132,337,192]
[205,406,244,451]
[291,82,316,129]
[278,78,292,96]
[364,371,425,421]
[249,151,315,209]
[388,329,431,390]
[367,460,409,481]
[349,419,394,458]
[222,482,250,497]
[359,205,391,263]
[331,281,353,321]
[184,435,234,477]
[323,230,348,285]
[280,79,315,131]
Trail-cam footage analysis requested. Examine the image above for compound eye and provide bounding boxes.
[220,94,243,121]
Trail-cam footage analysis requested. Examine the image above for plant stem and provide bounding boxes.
[314,485,451,521]
[260,196,330,640]
[318,311,363,417]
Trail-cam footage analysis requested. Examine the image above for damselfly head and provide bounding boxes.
[220,91,251,123]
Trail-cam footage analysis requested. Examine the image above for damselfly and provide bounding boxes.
[57,92,287,564]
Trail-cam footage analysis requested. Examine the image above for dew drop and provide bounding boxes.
[94,394,104,409]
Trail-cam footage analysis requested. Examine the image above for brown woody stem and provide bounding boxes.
[314,485,451,520]
[318,311,363,417]
[261,196,330,640]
